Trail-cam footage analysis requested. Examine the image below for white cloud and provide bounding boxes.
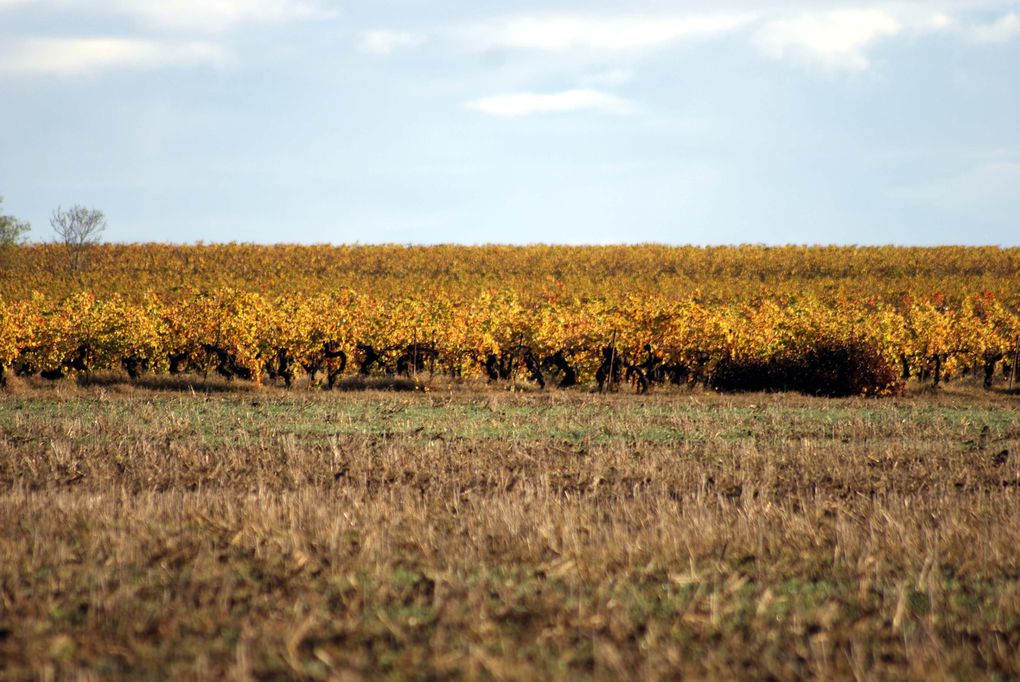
[111,0,334,33]
[467,89,633,117]
[360,30,425,56]
[0,37,226,75]
[583,68,633,86]
[464,13,754,52]
[965,12,1020,43]
[926,13,955,31]
[0,0,331,76]
[0,0,333,33]
[754,10,901,70]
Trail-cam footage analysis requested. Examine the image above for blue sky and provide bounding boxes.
[1,0,1018,246]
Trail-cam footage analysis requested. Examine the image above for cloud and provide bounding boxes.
[0,0,333,33]
[0,37,226,75]
[965,12,1020,43]
[0,0,331,76]
[360,30,425,56]
[754,10,901,70]
[113,0,334,33]
[582,69,633,86]
[467,89,633,117]
[463,13,754,52]
[358,6,1019,74]
[926,13,954,31]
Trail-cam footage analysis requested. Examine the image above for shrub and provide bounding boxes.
[711,338,902,397]
[796,338,903,397]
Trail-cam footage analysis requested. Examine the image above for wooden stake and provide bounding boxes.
[1011,336,1019,391]
[606,329,618,394]
[429,331,436,378]
[512,336,524,388]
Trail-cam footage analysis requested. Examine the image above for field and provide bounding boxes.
[1,377,1018,680]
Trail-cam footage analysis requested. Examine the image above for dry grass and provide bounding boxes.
[1,380,1018,680]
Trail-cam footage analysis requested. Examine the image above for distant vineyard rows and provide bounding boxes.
[3,244,1020,307]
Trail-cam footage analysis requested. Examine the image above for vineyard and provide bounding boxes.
[2,244,1019,395]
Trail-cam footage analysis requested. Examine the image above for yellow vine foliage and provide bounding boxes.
[0,245,1017,389]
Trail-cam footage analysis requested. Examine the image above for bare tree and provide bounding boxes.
[51,205,106,274]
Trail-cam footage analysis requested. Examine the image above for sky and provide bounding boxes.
[0,0,1018,246]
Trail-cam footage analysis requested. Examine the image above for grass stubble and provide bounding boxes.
[0,377,1018,680]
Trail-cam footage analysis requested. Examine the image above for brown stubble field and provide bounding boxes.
[0,378,1018,680]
